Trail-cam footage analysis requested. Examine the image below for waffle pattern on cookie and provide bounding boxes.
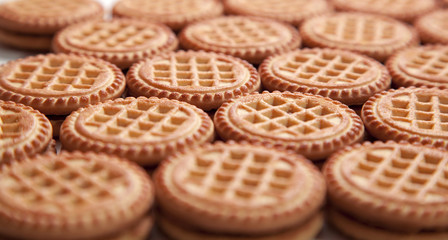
[415,10,448,45]
[8,0,90,17]
[61,97,214,165]
[155,142,325,234]
[0,152,153,240]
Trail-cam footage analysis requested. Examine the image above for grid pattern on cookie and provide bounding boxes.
[121,0,205,14]
[233,0,323,12]
[403,50,448,78]
[236,95,343,137]
[199,18,281,46]
[71,21,158,50]
[0,107,24,143]
[149,55,240,88]
[185,147,296,203]
[276,51,372,84]
[2,158,128,211]
[350,146,448,199]
[387,92,448,132]
[9,0,87,16]
[5,57,105,92]
[319,15,399,43]
[83,100,191,139]
[336,0,429,10]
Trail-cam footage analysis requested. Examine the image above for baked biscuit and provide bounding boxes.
[53,19,178,69]
[214,91,364,160]
[113,0,223,32]
[330,0,438,23]
[223,0,332,27]
[300,13,419,62]
[260,48,391,106]
[387,45,448,89]
[0,28,51,51]
[127,51,260,111]
[324,141,448,239]
[0,100,52,163]
[179,16,301,64]
[60,97,214,166]
[415,10,448,45]
[155,142,326,239]
[0,151,154,240]
[0,53,126,115]
[362,87,448,149]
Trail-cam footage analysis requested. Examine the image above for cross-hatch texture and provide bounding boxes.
[320,16,397,43]
[2,159,127,212]
[276,51,371,85]
[199,19,280,46]
[0,107,23,143]
[237,96,342,137]
[5,57,103,92]
[150,55,239,88]
[404,50,448,78]
[232,0,320,12]
[337,0,426,10]
[388,93,448,132]
[9,0,86,16]
[185,148,295,204]
[122,0,204,14]
[84,101,191,140]
[350,146,448,199]
[71,22,157,50]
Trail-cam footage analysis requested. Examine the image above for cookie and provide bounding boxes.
[223,0,332,27]
[362,87,448,149]
[179,16,301,64]
[214,91,364,160]
[112,0,223,32]
[53,18,178,69]
[387,45,448,89]
[0,151,154,240]
[126,50,260,111]
[154,142,326,239]
[415,10,448,45]
[324,141,448,239]
[300,13,419,62]
[0,0,103,35]
[60,97,214,166]
[0,28,51,51]
[260,48,391,106]
[0,53,126,115]
[0,100,52,163]
[48,115,66,137]
[330,0,438,23]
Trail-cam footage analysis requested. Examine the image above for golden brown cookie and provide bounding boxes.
[0,151,154,240]
[223,0,332,27]
[179,16,301,64]
[330,0,438,23]
[154,141,326,239]
[112,0,223,32]
[0,28,51,51]
[0,100,52,163]
[60,97,214,166]
[300,13,419,62]
[0,0,103,34]
[324,141,448,239]
[362,87,448,149]
[387,45,448,89]
[214,91,364,160]
[53,19,178,69]
[415,10,448,45]
[260,48,391,105]
[0,53,126,115]
[127,50,260,111]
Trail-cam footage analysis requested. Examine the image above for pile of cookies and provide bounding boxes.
[0,0,448,239]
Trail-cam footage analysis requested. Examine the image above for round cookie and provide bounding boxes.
[387,45,448,89]
[0,28,51,51]
[53,18,178,69]
[415,10,448,45]
[60,97,214,166]
[214,91,365,160]
[179,16,301,64]
[0,100,52,163]
[300,13,419,62]
[0,53,126,115]
[260,48,391,105]
[112,0,223,32]
[154,142,326,239]
[127,50,260,111]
